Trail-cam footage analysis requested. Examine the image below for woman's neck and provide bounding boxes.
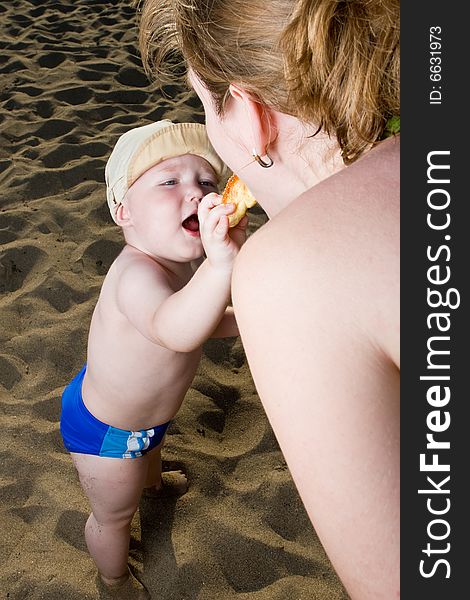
[250,114,345,219]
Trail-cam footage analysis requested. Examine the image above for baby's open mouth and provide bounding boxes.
[182,214,199,232]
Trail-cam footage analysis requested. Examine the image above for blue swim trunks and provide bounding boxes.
[60,365,170,459]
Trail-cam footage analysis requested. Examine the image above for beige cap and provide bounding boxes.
[105,120,230,223]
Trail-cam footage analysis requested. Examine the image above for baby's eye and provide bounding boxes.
[200,180,218,188]
[161,179,178,186]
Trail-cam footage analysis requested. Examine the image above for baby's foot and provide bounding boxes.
[96,568,150,599]
[142,470,188,498]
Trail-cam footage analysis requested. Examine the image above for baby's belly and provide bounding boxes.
[82,348,202,431]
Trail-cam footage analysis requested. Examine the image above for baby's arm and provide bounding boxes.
[153,259,234,351]
[116,196,245,352]
[211,306,239,338]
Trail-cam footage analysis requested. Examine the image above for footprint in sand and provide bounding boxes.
[0,354,21,390]
[0,245,46,293]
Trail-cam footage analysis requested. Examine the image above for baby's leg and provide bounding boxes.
[71,452,149,592]
[143,441,188,497]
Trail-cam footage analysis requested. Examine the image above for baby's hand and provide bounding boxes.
[198,193,247,270]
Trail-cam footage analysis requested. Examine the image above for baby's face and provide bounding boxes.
[123,154,219,261]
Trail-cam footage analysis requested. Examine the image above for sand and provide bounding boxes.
[0,2,349,598]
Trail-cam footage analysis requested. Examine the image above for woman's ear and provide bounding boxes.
[115,201,132,228]
[228,84,273,157]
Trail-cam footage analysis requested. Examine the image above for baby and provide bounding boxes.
[60,120,245,598]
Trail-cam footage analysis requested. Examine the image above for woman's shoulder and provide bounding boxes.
[234,137,399,362]
[243,137,399,262]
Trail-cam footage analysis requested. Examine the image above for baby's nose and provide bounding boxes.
[185,187,203,202]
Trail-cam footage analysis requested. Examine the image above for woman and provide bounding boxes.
[138,1,400,598]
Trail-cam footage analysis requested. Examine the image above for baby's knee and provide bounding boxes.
[89,506,136,530]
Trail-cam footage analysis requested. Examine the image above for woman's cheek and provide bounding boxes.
[205,119,236,170]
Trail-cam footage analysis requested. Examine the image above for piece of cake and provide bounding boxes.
[221,175,257,227]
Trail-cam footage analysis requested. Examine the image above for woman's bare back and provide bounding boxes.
[232,136,400,600]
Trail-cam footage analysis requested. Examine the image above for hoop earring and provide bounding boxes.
[252,149,274,168]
